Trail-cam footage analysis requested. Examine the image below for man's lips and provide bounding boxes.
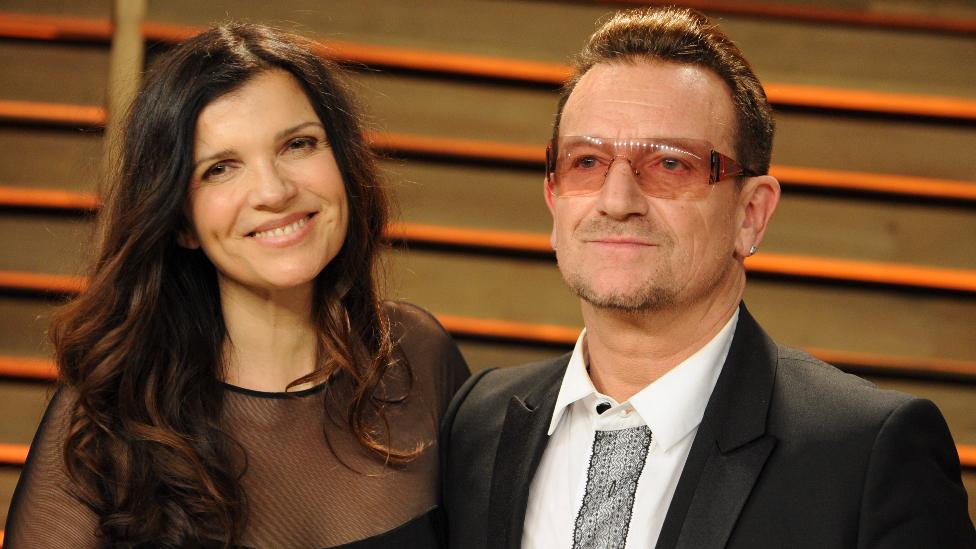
[585,236,656,246]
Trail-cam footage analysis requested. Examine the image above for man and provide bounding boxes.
[442,7,975,549]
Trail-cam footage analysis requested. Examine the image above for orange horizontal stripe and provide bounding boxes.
[744,254,976,293]
[807,347,976,379]
[0,186,99,210]
[764,82,976,121]
[0,270,86,294]
[769,166,976,202]
[0,442,29,465]
[0,98,106,127]
[0,355,57,381]
[0,11,111,41]
[369,131,542,165]
[2,13,975,121]
[387,222,552,253]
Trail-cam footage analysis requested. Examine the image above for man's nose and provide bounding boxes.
[595,156,649,219]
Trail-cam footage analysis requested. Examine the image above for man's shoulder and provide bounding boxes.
[769,344,920,432]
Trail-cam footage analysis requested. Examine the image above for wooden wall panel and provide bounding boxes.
[0,127,102,191]
[145,0,612,62]
[0,382,50,446]
[383,160,550,233]
[383,248,582,326]
[773,113,976,181]
[0,39,107,104]
[0,296,58,357]
[0,213,92,275]
[767,195,976,270]
[351,71,556,144]
[456,339,566,373]
[745,282,976,362]
[722,17,976,98]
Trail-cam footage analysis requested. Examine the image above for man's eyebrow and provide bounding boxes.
[193,121,325,171]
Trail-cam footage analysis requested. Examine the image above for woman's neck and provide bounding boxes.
[217,277,319,392]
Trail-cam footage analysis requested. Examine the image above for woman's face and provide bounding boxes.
[182,69,348,294]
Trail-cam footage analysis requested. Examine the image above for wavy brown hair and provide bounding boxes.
[50,23,407,547]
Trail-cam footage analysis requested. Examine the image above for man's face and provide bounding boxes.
[547,60,746,313]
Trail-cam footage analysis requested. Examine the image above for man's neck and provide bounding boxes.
[581,281,743,403]
[218,278,319,392]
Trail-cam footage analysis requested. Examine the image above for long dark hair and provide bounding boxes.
[50,23,404,546]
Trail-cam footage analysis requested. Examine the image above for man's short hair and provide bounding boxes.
[554,7,775,176]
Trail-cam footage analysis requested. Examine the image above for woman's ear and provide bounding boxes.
[176,225,200,249]
[735,175,780,259]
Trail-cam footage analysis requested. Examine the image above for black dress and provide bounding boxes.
[4,302,470,548]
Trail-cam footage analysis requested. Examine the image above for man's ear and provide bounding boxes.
[544,178,558,250]
[735,175,780,259]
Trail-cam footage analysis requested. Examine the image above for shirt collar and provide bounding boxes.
[548,329,595,436]
[546,309,739,451]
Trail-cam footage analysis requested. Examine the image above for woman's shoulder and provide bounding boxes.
[383,300,470,404]
[384,300,447,336]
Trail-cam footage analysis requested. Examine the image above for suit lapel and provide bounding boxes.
[487,357,567,549]
[658,305,779,549]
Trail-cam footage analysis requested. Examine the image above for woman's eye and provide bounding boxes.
[202,162,229,181]
[286,136,318,152]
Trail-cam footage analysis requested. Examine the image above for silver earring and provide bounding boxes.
[748,245,758,256]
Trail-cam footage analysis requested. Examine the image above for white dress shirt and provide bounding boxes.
[521,310,739,549]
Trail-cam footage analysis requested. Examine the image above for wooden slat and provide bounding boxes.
[370,131,541,165]
[0,12,111,41]
[764,82,976,121]
[0,270,86,294]
[0,99,106,128]
[0,443,29,466]
[387,222,552,254]
[2,13,976,122]
[0,187,99,211]
[770,166,976,203]
[0,355,57,381]
[808,347,976,380]
[588,0,976,36]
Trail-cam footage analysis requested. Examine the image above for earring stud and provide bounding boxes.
[748,245,758,256]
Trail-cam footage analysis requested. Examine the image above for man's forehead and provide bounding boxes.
[561,60,736,148]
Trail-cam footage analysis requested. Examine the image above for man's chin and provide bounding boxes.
[573,284,675,313]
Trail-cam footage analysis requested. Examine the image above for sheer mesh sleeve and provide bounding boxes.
[387,301,471,416]
[3,388,101,548]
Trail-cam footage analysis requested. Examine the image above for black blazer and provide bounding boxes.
[441,306,975,548]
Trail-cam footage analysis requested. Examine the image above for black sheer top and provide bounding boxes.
[4,302,470,548]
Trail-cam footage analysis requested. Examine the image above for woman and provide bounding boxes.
[4,23,468,548]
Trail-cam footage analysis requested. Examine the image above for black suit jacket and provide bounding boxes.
[441,306,975,548]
